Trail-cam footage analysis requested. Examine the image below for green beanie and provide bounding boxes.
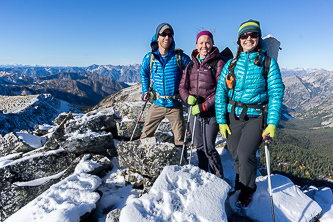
[238,19,261,37]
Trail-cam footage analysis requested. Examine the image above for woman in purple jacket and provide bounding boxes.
[179,31,226,178]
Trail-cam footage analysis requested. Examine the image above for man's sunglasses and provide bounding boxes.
[159,32,173,38]
[240,32,259,40]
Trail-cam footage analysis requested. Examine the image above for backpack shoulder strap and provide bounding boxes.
[175,48,183,73]
[184,60,194,89]
[263,55,271,77]
[263,55,271,91]
[149,52,155,74]
[208,57,221,80]
[150,49,183,74]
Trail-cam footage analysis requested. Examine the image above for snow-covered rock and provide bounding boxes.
[119,165,231,222]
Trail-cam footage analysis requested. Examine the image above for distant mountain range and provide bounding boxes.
[280,67,325,77]
[282,69,333,128]
[0,64,325,81]
[0,71,129,107]
[0,64,141,82]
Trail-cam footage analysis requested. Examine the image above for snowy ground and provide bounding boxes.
[2,129,333,222]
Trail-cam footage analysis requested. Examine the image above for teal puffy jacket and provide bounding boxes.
[215,40,284,126]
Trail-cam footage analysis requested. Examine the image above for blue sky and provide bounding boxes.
[0,0,332,70]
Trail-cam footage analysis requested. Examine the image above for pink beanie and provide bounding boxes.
[196,31,214,44]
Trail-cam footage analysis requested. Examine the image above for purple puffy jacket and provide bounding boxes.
[179,47,226,116]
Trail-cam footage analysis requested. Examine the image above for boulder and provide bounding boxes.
[0,132,35,157]
[0,150,77,221]
[61,131,115,155]
[117,137,186,178]
[105,209,121,222]
[65,108,116,134]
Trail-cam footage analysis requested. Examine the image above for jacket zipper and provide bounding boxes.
[196,68,199,96]
[240,53,249,100]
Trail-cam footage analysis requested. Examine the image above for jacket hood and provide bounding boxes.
[191,46,220,65]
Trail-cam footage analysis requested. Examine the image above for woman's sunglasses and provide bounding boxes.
[240,32,259,40]
[159,32,173,38]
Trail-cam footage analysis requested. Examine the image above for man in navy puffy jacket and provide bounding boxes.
[140,23,191,146]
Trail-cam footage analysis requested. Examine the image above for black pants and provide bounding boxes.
[226,113,262,189]
[190,115,223,179]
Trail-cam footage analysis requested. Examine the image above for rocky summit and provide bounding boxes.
[1,75,333,221]
[0,96,182,221]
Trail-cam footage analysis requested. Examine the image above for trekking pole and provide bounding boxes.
[264,135,275,222]
[130,99,149,141]
[188,114,197,165]
[179,106,192,165]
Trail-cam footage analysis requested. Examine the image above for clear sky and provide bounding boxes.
[0,0,332,70]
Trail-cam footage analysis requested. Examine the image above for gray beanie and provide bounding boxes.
[156,23,174,38]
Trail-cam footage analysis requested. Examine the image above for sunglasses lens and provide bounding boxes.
[240,33,259,39]
[251,33,259,38]
[160,33,173,37]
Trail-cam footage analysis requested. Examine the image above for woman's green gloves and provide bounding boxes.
[262,125,276,138]
[187,95,197,106]
[219,124,231,139]
[191,105,200,115]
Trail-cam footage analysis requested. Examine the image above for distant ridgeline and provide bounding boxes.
[0,65,141,107]
[0,64,141,82]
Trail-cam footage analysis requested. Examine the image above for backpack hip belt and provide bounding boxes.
[150,90,182,102]
[229,100,268,128]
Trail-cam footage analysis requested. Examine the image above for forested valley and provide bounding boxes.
[258,118,333,189]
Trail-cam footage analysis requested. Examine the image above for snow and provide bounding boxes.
[13,170,65,187]
[228,175,321,221]
[5,155,103,222]
[0,153,23,168]
[5,144,332,222]
[120,165,231,222]
[121,116,134,122]
[16,132,46,148]
[0,148,64,168]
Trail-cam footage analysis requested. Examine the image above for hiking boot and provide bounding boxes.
[228,174,240,196]
[236,192,253,208]
[236,184,257,208]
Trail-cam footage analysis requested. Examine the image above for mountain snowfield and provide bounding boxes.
[1,107,332,222]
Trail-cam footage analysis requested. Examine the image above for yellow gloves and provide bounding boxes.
[219,124,231,139]
[187,95,197,106]
[191,105,200,115]
[262,125,276,138]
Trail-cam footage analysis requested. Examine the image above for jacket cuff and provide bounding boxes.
[199,103,206,112]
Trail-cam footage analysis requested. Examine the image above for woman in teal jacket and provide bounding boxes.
[215,19,284,208]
